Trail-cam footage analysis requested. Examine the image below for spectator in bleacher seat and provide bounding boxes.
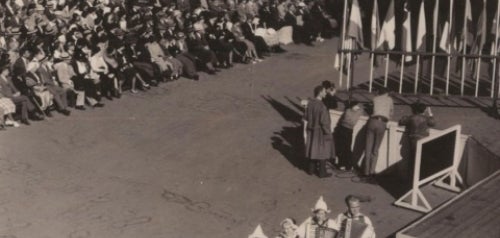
[296,196,339,238]
[73,47,104,108]
[398,102,436,178]
[335,195,376,238]
[53,50,86,110]
[0,63,43,125]
[363,87,393,182]
[0,88,19,129]
[25,59,54,117]
[36,54,71,116]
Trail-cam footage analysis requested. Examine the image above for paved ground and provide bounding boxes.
[0,38,497,238]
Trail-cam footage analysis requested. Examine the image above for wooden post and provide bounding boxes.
[384,53,389,87]
[430,0,440,95]
[369,53,375,92]
[399,55,405,93]
[445,0,454,96]
[491,1,500,116]
[415,55,420,94]
[339,0,349,88]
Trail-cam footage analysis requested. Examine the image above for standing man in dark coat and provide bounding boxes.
[303,85,333,178]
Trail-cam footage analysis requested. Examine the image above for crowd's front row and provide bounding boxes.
[248,195,376,238]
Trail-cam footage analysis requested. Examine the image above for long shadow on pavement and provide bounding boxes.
[263,96,308,173]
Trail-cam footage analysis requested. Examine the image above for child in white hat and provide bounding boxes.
[296,196,339,238]
[249,224,268,238]
[275,218,298,238]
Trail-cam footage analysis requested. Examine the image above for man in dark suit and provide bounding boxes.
[0,65,43,125]
[37,56,71,116]
[11,47,32,95]
[240,17,271,58]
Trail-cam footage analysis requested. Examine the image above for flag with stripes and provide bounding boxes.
[377,0,395,51]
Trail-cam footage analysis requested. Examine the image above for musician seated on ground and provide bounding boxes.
[335,195,375,238]
[296,196,339,238]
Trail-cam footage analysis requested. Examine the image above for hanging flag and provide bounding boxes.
[377,0,395,51]
[371,0,380,50]
[491,10,499,56]
[347,0,364,49]
[416,0,427,52]
[439,21,450,52]
[471,0,487,55]
[458,0,473,52]
[402,1,412,62]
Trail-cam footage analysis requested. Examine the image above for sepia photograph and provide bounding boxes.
[0,0,499,237]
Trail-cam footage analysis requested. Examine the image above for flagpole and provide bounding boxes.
[475,58,482,97]
[369,53,374,92]
[445,0,454,96]
[384,54,389,86]
[346,40,352,90]
[461,0,468,96]
[415,55,420,94]
[339,0,349,88]
[494,5,500,99]
[492,0,500,117]
[430,0,439,95]
[399,55,405,94]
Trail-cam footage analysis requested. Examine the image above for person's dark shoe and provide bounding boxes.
[94,103,105,108]
[318,172,333,178]
[75,105,86,110]
[60,109,71,116]
[142,83,151,90]
[192,75,199,81]
[45,110,53,117]
[318,160,332,178]
[21,119,31,125]
[105,95,113,101]
[150,80,159,87]
[359,176,377,184]
[207,69,216,75]
[307,160,316,176]
[274,46,286,53]
[31,112,44,121]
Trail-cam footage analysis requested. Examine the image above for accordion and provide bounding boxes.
[305,224,339,238]
[337,218,369,238]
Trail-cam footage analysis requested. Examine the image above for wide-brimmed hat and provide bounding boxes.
[44,24,57,35]
[59,51,71,60]
[6,27,22,36]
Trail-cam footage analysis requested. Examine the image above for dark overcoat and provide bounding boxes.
[304,98,334,160]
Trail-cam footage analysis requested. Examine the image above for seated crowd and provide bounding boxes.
[0,0,337,129]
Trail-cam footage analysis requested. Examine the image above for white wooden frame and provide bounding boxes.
[394,125,463,213]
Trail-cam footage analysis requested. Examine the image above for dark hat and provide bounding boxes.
[27,3,37,10]
[44,24,57,35]
[112,28,125,36]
